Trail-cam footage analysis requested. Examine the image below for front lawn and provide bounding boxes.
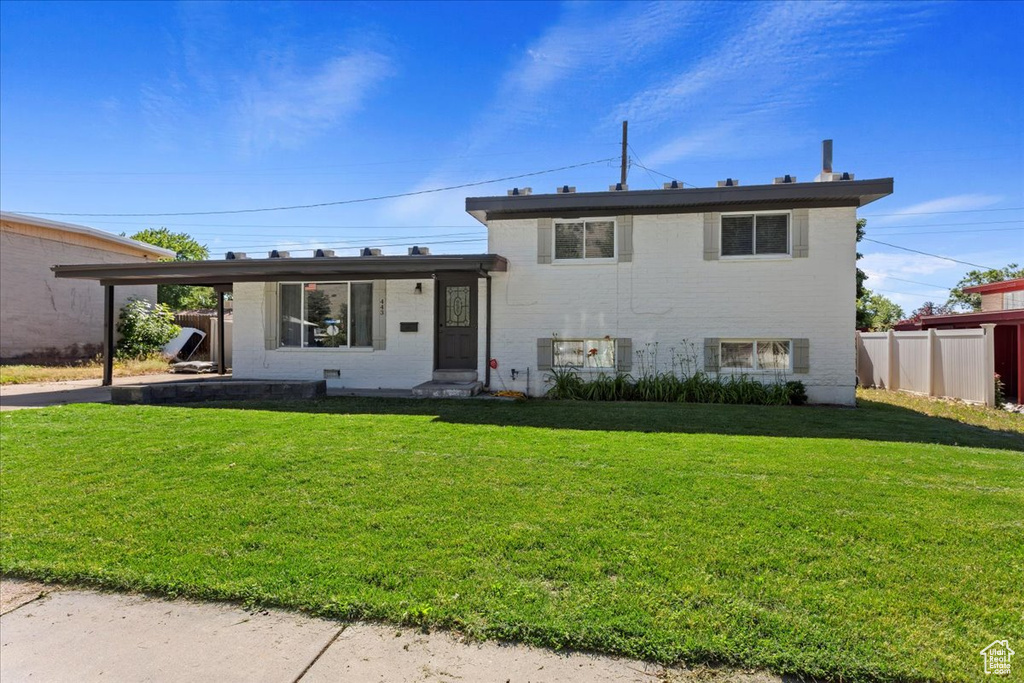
[1,393,1021,681]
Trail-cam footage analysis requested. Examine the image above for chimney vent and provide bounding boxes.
[716,178,739,187]
[314,248,335,258]
[663,180,682,189]
[268,250,290,258]
[408,246,430,255]
[507,187,532,196]
[609,183,628,191]
[822,139,833,173]
[225,251,248,260]
[361,248,382,257]
[556,185,576,193]
[773,175,796,184]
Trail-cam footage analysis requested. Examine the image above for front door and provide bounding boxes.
[435,277,478,370]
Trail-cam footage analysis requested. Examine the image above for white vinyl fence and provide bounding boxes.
[856,325,997,406]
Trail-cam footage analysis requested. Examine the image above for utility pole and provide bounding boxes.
[620,120,628,187]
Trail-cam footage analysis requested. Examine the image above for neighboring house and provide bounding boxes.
[51,152,892,404]
[0,212,173,362]
[897,278,1024,404]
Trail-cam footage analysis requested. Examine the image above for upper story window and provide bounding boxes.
[721,213,789,257]
[554,219,615,261]
[1003,290,1024,310]
[279,281,373,349]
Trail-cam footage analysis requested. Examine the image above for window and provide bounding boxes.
[554,219,615,260]
[721,213,789,256]
[720,340,791,371]
[553,338,615,368]
[1003,291,1024,310]
[279,282,373,348]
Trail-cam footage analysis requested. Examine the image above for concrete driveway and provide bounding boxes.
[0,580,782,683]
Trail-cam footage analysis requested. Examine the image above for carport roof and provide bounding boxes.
[52,254,508,287]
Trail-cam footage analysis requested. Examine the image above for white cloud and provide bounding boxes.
[234,51,393,153]
[630,2,935,165]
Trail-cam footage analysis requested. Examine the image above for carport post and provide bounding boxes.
[216,289,226,376]
[102,285,114,387]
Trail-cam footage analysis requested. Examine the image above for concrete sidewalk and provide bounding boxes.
[0,580,779,683]
[0,373,226,411]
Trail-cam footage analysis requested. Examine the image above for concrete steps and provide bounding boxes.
[432,369,478,383]
[411,380,483,399]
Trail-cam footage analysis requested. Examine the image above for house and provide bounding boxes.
[898,278,1024,404]
[1,212,173,362]
[51,147,892,404]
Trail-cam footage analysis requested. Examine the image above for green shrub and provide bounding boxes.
[116,298,181,360]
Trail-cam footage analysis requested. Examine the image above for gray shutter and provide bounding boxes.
[617,215,633,263]
[703,212,720,260]
[372,280,386,350]
[615,338,632,372]
[537,337,553,371]
[537,218,553,264]
[264,282,278,350]
[792,338,810,373]
[792,209,809,258]
[703,337,720,372]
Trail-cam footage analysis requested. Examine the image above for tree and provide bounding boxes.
[946,263,1023,311]
[129,228,216,310]
[901,301,955,326]
[855,218,870,328]
[116,298,181,360]
[857,290,904,331]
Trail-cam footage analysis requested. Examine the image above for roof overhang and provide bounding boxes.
[52,254,508,287]
[1,211,176,258]
[962,278,1024,295]
[466,178,894,223]
[917,309,1024,328]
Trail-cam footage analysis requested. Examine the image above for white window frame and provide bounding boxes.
[552,217,617,264]
[278,280,374,350]
[720,210,792,259]
[552,338,616,369]
[1003,290,1024,310]
[719,339,792,372]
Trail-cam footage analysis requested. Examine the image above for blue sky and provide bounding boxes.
[1,0,1021,313]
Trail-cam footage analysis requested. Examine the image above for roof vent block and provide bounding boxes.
[225,251,248,260]
[361,248,382,257]
[773,175,797,184]
[556,185,576,194]
[408,246,430,256]
[663,180,683,189]
[314,249,335,258]
[716,178,739,187]
[268,250,290,258]
[507,187,532,196]
[609,183,628,191]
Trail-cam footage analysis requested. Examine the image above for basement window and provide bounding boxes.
[553,338,615,368]
[721,213,790,257]
[279,282,373,348]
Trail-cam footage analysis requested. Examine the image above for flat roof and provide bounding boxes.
[52,253,508,287]
[1,211,176,258]
[466,178,893,223]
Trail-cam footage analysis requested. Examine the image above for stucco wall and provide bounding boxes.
[485,207,859,404]
[0,228,160,360]
[232,278,488,389]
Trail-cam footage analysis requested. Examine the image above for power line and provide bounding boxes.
[861,237,995,269]
[9,157,618,218]
[877,227,1024,236]
[862,206,1023,218]
[86,221,483,230]
[869,219,1023,229]
[871,275,949,289]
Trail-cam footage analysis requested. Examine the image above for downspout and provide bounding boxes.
[482,269,492,390]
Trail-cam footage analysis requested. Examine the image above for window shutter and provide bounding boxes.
[264,282,279,350]
[792,209,809,258]
[703,337,720,372]
[372,280,386,350]
[537,337,553,371]
[537,218,553,264]
[617,215,633,263]
[792,338,810,373]
[615,338,632,372]
[703,212,720,260]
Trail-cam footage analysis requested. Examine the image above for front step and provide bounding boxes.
[432,369,478,383]
[411,380,483,399]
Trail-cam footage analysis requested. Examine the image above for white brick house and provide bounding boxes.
[53,172,892,404]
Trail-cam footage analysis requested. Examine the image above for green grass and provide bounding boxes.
[1,392,1021,682]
